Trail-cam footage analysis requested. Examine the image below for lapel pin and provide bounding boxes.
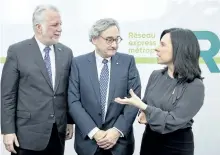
[58,48,62,51]
[116,62,119,64]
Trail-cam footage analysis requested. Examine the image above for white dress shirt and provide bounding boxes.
[95,51,111,120]
[35,37,56,89]
[88,51,123,139]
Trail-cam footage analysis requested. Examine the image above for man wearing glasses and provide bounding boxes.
[68,18,141,155]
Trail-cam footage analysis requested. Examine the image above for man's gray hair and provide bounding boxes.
[89,18,120,42]
[32,4,59,31]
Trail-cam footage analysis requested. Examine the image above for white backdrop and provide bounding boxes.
[1,0,220,155]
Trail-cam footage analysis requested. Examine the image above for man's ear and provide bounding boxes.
[35,24,43,34]
[91,37,97,45]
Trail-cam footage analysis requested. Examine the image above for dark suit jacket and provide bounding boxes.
[68,52,141,155]
[1,37,73,151]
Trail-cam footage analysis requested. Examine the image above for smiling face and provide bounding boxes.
[35,9,62,46]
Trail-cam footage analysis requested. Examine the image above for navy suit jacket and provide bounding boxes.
[68,52,141,155]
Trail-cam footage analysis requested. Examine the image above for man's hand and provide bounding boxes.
[65,124,74,140]
[3,133,19,154]
[138,111,147,124]
[93,130,107,142]
[97,128,120,150]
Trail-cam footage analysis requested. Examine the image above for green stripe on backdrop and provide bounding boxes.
[135,57,220,64]
[0,57,220,64]
[0,57,6,64]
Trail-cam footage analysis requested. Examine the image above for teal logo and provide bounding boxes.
[194,31,220,73]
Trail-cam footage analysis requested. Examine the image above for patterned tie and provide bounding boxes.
[99,59,109,123]
[43,46,52,85]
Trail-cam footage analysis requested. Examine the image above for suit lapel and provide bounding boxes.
[54,45,62,93]
[87,52,101,105]
[107,53,120,104]
[105,53,122,122]
[29,38,53,90]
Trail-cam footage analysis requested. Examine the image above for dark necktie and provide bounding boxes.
[99,59,109,123]
[43,46,52,84]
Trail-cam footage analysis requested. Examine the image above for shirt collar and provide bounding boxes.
[94,50,111,64]
[35,36,53,52]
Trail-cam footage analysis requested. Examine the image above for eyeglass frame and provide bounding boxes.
[99,35,123,45]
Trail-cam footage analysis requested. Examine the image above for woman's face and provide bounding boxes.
[155,33,173,65]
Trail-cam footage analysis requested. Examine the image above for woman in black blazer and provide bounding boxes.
[115,28,205,155]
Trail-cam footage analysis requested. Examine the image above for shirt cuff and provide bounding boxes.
[137,109,142,116]
[144,105,154,122]
[113,127,124,137]
[88,127,100,139]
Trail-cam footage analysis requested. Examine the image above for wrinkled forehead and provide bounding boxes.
[101,26,120,38]
[43,10,61,22]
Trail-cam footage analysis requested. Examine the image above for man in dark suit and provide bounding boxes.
[68,18,141,155]
[1,5,74,155]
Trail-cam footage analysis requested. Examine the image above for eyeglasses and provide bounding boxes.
[99,36,123,45]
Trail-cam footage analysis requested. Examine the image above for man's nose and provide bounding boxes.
[57,25,62,32]
[111,40,117,48]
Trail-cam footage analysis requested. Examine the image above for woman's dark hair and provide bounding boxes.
[160,28,203,83]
